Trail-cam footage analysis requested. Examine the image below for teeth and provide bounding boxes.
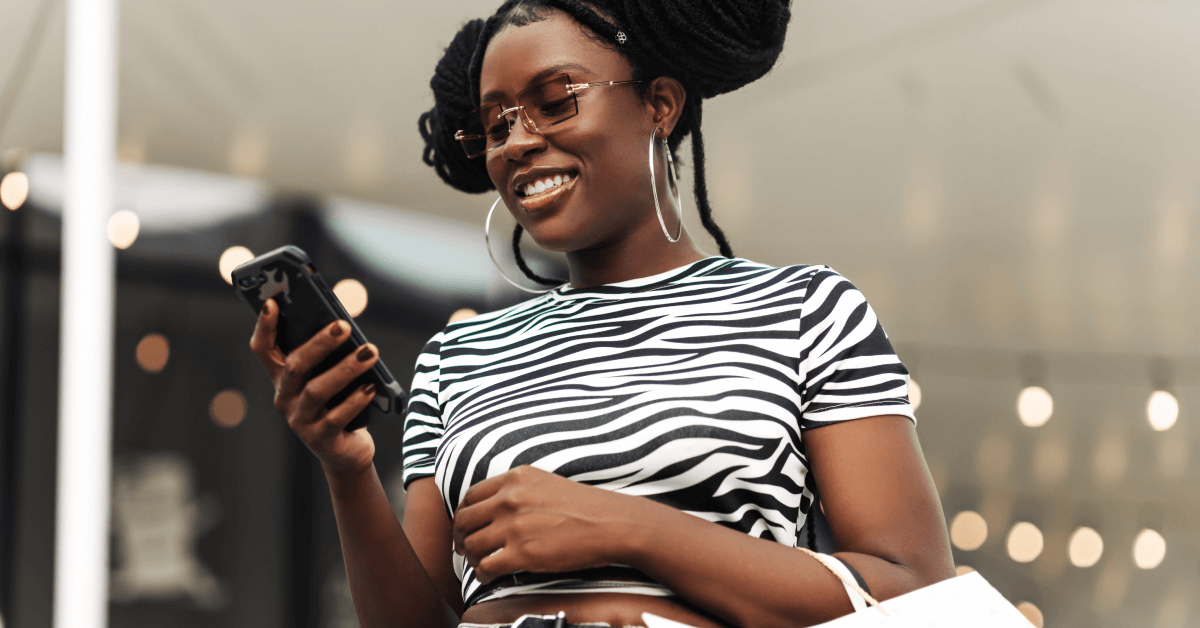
[520,173,574,197]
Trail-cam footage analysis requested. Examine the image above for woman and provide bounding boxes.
[250,1,954,627]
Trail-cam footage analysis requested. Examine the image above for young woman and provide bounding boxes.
[250,1,954,627]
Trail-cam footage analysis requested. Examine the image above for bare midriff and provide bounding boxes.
[461,592,735,627]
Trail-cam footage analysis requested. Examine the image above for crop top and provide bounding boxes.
[402,257,915,608]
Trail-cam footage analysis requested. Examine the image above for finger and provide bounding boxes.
[249,299,285,375]
[316,382,377,434]
[295,343,378,417]
[278,320,354,399]
[453,496,502,556]
[460,523,507,568]
[475,545,523,585]
[459,470,511,511]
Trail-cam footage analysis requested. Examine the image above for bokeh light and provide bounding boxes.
[1018,386,1053,427]
[908,379,922,410]
[0,171,29,210]
[1068,527,1104,567]
[1007,522,1044,563]
[135,333,170,373]
[1132,529,1166,569]
[209,389,248,428]
[955,565,976,576]
[333,279,369,318]
[1016,602,1044,628]
[106,210,140,249]
[219,246,255,285]
[449,308,479,324]
[1147,391,1179,431]
[950,511,988,551]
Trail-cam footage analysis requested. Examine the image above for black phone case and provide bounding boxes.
[231,245,406,431]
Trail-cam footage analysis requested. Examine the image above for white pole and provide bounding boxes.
[54,0,118,624]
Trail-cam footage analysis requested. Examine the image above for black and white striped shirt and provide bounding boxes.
[402,257,915,607]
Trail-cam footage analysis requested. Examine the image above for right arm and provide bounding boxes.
[249,299,462,627]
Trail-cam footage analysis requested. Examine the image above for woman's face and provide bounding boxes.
[479,10,665,253]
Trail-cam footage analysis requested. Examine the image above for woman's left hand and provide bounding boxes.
[452,465,635,584]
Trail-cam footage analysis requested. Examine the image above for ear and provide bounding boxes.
[645,76,687,139]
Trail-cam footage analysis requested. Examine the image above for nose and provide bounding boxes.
[500,110,546,160]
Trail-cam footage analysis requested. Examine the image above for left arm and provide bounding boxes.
[453,414,954,628]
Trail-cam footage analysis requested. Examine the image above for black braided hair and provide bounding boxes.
[420,0,791,280]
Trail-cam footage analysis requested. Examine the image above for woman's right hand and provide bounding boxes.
[249,298,380,475]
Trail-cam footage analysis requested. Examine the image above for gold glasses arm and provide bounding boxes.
[566,79,643,95]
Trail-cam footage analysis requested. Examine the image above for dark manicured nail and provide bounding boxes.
[330,323,345,338]
[356,346,374,362]
[361,383,376,396]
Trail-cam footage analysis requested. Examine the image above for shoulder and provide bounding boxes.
[710,258,849,291]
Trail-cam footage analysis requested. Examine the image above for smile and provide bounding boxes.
[518,172,575,198]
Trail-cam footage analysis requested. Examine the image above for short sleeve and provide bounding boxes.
[402,332,446,487]
[797,267,915,428]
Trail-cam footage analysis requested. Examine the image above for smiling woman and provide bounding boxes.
[249,2,954,628]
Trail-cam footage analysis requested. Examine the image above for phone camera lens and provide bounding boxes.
[239,277,256,287]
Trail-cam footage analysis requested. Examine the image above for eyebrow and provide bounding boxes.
[479,62,592,105]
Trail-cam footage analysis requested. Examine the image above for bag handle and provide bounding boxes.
[797,547,890,616]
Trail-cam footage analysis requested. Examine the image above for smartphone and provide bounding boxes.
[231,245,406,431]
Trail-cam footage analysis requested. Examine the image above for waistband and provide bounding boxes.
[469,566,661,607]
[459,611,641,628]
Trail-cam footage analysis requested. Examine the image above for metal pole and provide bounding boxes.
[54,0,118,625]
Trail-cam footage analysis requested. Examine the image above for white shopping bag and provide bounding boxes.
[643,553,1034,628]
[808,571,1035,628]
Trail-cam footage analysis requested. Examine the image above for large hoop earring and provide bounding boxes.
[649,126,684,243]
[485,196,555,294]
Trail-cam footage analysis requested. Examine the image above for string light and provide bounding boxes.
[1016,602,1044,628]
[135,333,170,373]
[449,308,479,324]
[1147,391,1179,431]
[209,390,247,428]
[1132,529,1166,569]
[333,279,369,318]
[1,171,29,210]
[1007,522,1044,563]
[1068,527,1104,568]
[950,511,988,551]
[218,246,255,285]
[1018,386,1053,427]
[106,210,140,249]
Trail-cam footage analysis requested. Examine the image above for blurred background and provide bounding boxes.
[1,0,1197,626]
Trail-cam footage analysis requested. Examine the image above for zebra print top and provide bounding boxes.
[402,257,915,607]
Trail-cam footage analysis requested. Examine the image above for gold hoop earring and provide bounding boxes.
[484,196,555,294]
[649,126,683,243]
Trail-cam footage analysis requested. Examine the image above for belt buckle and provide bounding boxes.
[511,613,562,628]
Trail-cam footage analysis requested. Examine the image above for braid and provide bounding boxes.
[685,101,733,258]
[421,0,791,277]
[511,224,564,286]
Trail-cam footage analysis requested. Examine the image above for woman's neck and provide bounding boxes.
[564,225,710,288]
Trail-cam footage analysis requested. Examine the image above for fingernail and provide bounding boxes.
[260,300,270,315]
[361,383,376,396]
[331,322,345,338]
[356,346,374,362]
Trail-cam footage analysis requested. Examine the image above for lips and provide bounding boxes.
[518,172,574,198]
[516,174,577,212]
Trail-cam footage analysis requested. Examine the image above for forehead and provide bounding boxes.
[479,10,630,102]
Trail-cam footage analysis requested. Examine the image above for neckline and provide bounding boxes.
[550,256,729,299]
